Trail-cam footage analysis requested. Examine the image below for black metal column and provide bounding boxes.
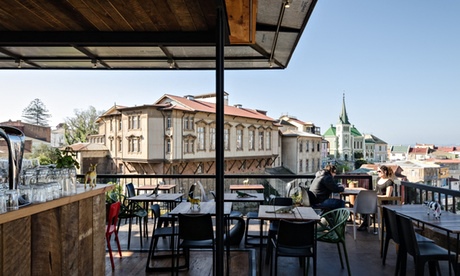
[215,1,225,275]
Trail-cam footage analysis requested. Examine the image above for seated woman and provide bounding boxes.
[358,165,394,231]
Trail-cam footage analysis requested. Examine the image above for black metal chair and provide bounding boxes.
[176,213,215,275]
[126,182,149,231]
[244,209,267,247]
[117,192,148,250]
[270,219,316,276]
[125,182,136,197]
[381,207,434,269]
[224,216,246,247]
[120,182,137,223]
[145,203,177,272]
[396,213,456,275]
[382,207,402,270]
[265,197,293,264]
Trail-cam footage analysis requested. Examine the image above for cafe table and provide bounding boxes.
[223,192,264,203]
[341,187,367,196]
[257,205,321,275]
[168,201,233,216]
[128,192,183,209]
[384,204,460,275]
[229,184,264,193]
[136,184,177,194]
[168,201,233,273]
[224,192,264,227]
[339,187,366,206]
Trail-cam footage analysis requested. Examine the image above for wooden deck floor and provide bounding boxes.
[106,216,452,275]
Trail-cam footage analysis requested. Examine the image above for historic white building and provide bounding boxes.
[323,95,387,163]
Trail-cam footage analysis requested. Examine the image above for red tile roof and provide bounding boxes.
[426,158,460,164]
[158,94,276,122]
[437,146,456,152]
[409,147,429,154]
[289,117,306,125]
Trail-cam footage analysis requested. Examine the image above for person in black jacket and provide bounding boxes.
[309,165,345,210]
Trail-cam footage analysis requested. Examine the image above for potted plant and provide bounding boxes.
[55,147,80,169]
[53,147,80,195]
[106,182,123,204]
[105,182,123,220]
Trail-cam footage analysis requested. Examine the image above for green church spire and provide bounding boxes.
[338,93,350,124]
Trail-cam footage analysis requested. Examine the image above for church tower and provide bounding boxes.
[336,93,352,160]
[323,94,370,164]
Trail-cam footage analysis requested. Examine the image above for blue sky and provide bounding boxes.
[1,0,459,146]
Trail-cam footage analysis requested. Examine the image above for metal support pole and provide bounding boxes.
[215,1,225,275]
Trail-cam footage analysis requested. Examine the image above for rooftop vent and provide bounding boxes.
[184,95,195,100]
[234,104,242,108]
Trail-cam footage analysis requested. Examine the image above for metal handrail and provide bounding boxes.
[86,173,460,213]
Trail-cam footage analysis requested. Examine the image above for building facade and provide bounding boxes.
[50,123,67,148]
[388,145,410,161]
[89,93,281,175]
[0,120,51,156]
[278,115,323,174]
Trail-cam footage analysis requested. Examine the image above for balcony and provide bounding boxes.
[97,173,459,275]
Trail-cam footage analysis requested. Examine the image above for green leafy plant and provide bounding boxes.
[55,147,80,169]
[291,192,302,205]
[106,182,123,203]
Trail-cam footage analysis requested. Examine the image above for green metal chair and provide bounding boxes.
[316,208,351,276]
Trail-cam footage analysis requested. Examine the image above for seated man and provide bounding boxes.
[309,165,345,210]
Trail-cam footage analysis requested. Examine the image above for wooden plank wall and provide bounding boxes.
[1,217,31,275]
[0,194,105,276]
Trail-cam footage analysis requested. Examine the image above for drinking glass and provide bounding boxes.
[6,189,19,210]
[36,166,51,184]
[22,168,38,185]
[59,168,71,196]
[0,192,7,213]
[68,167,77,195]
[32,185,47,203]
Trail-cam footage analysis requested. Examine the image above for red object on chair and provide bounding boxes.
[106,201,122,270]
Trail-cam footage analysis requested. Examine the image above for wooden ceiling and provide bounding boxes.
[0,0,317,70]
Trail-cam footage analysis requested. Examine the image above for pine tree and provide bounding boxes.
[22,98,51,126]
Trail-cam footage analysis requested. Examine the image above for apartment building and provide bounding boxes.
[408,147,431,161]
[278,115,323,174]
[89,93,280,175]
[394,160,440,185]
[364,134,388,162]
